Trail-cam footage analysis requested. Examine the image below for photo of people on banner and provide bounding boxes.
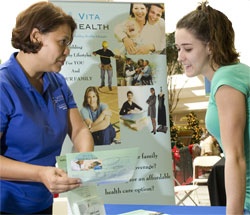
[47,0,174,206]
[114,3,165,55]
[118,87,167,133]
[116,56,158,87]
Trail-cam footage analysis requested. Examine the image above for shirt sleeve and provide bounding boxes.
[211,65,249,99]
[114,20,128,42]
[55,73,77,109]
[80,107,90,120]
[0,82,14,133]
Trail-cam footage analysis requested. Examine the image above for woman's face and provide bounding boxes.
[87,91,98,108]
[132,4,147,22]
[175,28,211,77]
[127,93,133,102]
[36,24,72,73]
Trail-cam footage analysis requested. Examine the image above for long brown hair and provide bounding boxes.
[82,86,100,107]
[176,1,239,69]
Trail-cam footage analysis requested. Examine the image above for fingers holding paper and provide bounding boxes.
[39,167,81,194]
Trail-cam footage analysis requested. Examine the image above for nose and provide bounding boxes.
[177,49,185,62]
[64,46,70,56]
[138,8,144,14]
[151,13,157,20]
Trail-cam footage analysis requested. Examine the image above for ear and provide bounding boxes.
[30,28,41,43]
[206,42,212,55]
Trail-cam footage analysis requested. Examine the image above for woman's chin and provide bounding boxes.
[184,71,196,78]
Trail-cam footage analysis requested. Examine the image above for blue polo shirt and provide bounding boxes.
[0,53,77,213]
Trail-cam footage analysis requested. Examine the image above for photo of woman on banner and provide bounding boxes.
[119,90,143,115]
[114,3,165,55]
[146,87,157,134]
[80,86,116,146]
[119,90,147,131]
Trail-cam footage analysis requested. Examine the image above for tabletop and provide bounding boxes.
[104,204,226,215]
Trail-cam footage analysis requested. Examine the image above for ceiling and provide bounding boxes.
[168,74,210,114]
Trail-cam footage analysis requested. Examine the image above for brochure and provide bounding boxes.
[67,184,106,215]
[65,147,139,185]
[56,147,139,215]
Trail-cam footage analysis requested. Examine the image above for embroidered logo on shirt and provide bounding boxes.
[52,95,67,110]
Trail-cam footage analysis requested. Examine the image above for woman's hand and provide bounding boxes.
[123,37,137,54]
[39,166,81,194]
[0,155,82,194]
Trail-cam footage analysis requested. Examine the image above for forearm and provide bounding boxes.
[148,99,156,106]
[91,111,106,125]
[0,155,44,182]
[225,155,246,214]
[114,22,127,42]
[68,108,94,152]
[215,86,246,214]
[90,117,110,133]
[72,127,94,152]
[119,106,126,115]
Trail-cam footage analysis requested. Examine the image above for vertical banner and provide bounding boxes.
[51,1,175,205]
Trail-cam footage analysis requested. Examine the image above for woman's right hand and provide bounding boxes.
[0,155,81,194]
[39,166,81,194]
[123,37,137,54]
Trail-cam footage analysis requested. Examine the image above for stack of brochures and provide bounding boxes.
[120,111,148,131]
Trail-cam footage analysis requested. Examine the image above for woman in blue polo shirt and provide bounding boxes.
[175,1,250,214]
[0,2,94,214]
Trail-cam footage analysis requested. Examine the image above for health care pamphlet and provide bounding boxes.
[56,147,139,215]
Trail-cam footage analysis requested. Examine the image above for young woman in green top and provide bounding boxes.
[175,1,250,214]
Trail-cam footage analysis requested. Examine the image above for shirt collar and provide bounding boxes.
[8,52,49,92]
